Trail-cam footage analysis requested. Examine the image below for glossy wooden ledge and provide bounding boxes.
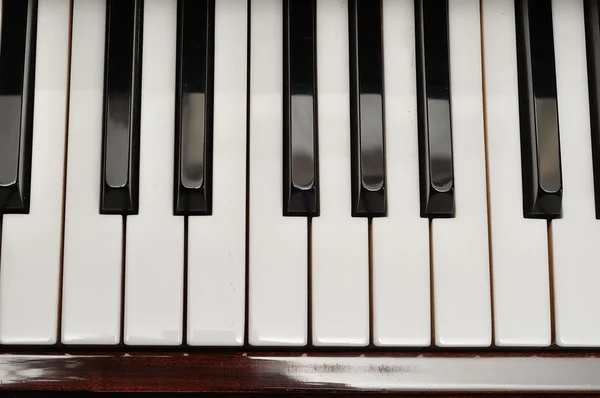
[0,351,599,393]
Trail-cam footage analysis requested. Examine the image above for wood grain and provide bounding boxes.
[0,350,598,394]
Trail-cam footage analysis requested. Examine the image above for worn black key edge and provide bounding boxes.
[515,0,562,219]
[100,0,143,215]
[0,0,38,214]
[283,0,319,217]
[415,0,454,218]
[349,0,386,218]
[585,0,600,219]
[174,0,214,216]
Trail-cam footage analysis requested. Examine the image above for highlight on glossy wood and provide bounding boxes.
[0,351,598,393]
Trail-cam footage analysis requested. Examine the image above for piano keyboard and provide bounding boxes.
[0,0,598,349]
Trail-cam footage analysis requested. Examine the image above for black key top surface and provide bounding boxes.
[416,0,454,218]
[100,0,143,215]
[349,0,386,217]
[584,0,600,219]
[0,0,37,214]
[174,0,214,215]
[515,0,562,218]
[283,0,318,217]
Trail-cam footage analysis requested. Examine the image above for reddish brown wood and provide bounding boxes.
[0,350,597,394]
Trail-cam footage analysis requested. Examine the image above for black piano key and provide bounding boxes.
[585,0,600,219]
[174,0,214,216]
[515,0,562,219]
[0,0,37,214]
[416,0,454,218]
[283,0,318,217]
[349,0,386,217]
[100,0,143,215]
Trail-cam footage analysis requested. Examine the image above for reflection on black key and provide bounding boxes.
[283,0,318,217]
[416,0,454,218]
[515,0,562,219]
[100,0,143,215]
[174,0,214,215]
[0,0,37,214]
[349,0,386,217]
[584,0,600,219]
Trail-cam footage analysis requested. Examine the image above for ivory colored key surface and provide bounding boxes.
[62,0,123,344]
[124,0,184,345]
[371,0,430,347]
[248,0,307,346]
[187,0,247,346]
[552,0,600,347]
[482,0,551,346]
[0,0,69,344]
[431,0,491,347]
[312,0,369,346]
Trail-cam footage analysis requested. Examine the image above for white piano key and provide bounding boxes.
[187,0,247,346]
[371,0,430,347]
[248,0,307,346]
[124,0,183,346]
[481,0,551,346]
[551,0,600,347]
[431,0,491,347]
[311,0,369,347]
[0,0,69,344]
[62,0,122,345]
